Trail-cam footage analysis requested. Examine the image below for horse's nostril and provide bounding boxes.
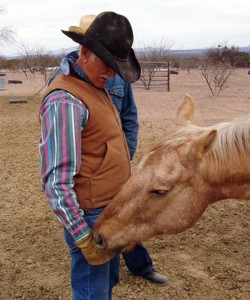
[95,233,107,250]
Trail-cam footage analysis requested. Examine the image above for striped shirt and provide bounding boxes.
[39,59,92,242]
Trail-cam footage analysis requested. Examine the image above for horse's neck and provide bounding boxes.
[209,181,250,202]
[201,117,250,202]
[203,153,250,202]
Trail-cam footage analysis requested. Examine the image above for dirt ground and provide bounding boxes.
[0,69,249,300]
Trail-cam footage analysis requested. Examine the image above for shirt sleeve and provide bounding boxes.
[120,82,139,160]
[39,90,90,242]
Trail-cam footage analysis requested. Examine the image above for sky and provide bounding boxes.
[1,0,250,57]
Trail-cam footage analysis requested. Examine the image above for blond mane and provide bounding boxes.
[153,114,250,179]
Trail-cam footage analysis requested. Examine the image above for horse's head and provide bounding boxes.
[93,95,217,252]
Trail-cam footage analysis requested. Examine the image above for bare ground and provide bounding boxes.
[0,69,249,300]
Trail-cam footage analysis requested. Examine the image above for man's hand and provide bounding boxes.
[75,233,116,265]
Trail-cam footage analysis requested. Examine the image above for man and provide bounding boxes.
[47,14,169,287]
[39,12,141,300]
[49,52,169,286]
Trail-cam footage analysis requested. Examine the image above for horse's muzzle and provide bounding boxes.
[94,233,107,250]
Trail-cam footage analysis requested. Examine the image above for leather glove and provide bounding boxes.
[75,233,115,265]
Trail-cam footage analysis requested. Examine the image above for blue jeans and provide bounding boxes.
[64,207,120,300]
[123,243,153,276]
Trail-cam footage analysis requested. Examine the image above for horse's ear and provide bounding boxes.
[176,94,195,126]
[187,129,217,157]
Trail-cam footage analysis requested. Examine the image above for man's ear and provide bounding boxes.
[79,47,90,63]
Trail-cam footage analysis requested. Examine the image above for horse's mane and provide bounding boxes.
[151,114,250,173]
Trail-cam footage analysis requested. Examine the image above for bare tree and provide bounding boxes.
[180,57,200,74]
[138,38,173,62]
[16,41,58,83]
[206,44,250,68]
[200,45,236,97]
[0,5,15,46]
[139,61,160,90]
[201,61,233,97]
[137,38,173,90]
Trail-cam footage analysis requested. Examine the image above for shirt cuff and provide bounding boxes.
[66,220,91,242]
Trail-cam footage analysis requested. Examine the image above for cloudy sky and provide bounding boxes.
[1,0,250,56]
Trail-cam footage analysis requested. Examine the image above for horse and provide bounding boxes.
[93,94,250,253]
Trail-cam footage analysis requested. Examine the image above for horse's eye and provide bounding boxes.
[150,190,168,197]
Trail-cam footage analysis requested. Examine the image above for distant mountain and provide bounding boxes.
[4,53,20,60]
[239,45,250,52]
[170,45,250,58]
[134,47,208,59]
[4,45,250,60]
[4,46,79,60]
[136,45,250,59]
[169,48,207,58]
[49,46,79,56]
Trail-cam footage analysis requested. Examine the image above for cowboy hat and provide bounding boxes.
[67,15,96,35]
[61,11,141,83]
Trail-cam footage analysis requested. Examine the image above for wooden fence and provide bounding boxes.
[132,61,171,91]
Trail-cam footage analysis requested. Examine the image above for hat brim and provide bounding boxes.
[62,30,141,83]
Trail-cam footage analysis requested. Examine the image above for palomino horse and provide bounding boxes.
[93,95,250,253]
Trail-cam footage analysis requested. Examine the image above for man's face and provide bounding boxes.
[79,48,116,88]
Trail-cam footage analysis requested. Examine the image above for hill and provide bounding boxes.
[4,45,250,60]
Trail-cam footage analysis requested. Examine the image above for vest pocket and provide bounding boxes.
[74,176,92,207]
[90,138,130,203]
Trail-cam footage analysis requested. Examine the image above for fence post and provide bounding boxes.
[167,61,170,92]
[0,73,6,91]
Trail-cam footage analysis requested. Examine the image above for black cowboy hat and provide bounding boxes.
[62,11,141,83]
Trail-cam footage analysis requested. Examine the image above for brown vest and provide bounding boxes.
[43,74,131,210]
